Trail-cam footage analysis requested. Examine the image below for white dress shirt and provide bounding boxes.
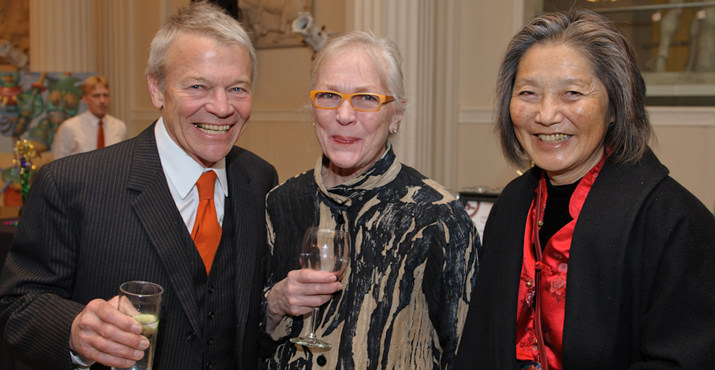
[53,110,127,159]
[69,119,228,368]
[154,117,228,231]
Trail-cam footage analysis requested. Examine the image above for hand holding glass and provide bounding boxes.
[112,281,163,370]
[290,227,350,349]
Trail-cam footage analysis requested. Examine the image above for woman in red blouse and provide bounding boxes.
[455,8,715,370]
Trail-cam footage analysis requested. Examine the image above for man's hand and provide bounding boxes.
[69,296,149,368]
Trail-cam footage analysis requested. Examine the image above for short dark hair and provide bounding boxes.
[496,8,652,167]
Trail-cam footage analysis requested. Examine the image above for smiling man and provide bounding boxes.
[0,2,277,370]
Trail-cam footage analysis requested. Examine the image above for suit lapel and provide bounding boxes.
[226,149,260,343]
[127,126,204,339]
[563,151,669,362]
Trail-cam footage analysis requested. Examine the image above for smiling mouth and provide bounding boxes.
[194,123,231,134]
[538,133,571,143]
[333,135,359,144]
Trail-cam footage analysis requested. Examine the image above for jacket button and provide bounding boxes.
[185,331,196,342]
[208,311,216,320]
[205,361,214,370]
[207,337,215,345]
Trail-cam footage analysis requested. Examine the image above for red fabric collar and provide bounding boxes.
[515,153,607,369]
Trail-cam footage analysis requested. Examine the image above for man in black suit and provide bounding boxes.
[0,2,277,369]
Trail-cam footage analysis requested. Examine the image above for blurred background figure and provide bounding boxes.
[455,8,715,370]
[52,75,126,159]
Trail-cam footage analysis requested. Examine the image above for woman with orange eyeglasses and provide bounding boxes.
[260,31,480,369]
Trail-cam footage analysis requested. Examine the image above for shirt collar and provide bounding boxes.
[154,117,228,199]
[85,111,103,126]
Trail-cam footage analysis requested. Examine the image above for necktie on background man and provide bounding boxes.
[191,171,222,274]
[97,120,105,149]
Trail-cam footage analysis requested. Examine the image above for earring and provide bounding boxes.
[312,122,316,127]
[391,127,399,134]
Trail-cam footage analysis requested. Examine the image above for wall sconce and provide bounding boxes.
[292,12,329,52]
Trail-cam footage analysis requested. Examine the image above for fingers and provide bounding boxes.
[70,298,150,368]
[268,269,343,318]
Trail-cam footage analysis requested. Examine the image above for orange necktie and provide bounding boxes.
[191,171,222,274]
[97,120,105,148]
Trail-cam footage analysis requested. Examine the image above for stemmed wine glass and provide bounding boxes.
[290,226,351,349]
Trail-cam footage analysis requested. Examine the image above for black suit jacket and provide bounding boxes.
[0,124,278,369]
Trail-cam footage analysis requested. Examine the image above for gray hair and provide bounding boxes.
[145,1,257,91]
[310,30,407,114]
[496,8,652,167]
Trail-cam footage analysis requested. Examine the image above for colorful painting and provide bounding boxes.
[0,71,92,206]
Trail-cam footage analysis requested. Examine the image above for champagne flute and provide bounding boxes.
[112,281,163,370]
[290,227,350,349]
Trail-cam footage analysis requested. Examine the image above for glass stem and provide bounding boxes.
[310,307,320,339]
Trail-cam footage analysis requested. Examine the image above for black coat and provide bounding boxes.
[455,150,715,369]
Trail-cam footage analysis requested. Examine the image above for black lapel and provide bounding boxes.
[226,147,261,334]
[563,150,668,362]
[127,125,204,339]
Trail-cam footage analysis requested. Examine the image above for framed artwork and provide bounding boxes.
[458,189,500,244]
[527,0,715,106]
[239,0,314,49]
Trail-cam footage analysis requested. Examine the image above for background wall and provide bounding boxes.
[20,0,715,212]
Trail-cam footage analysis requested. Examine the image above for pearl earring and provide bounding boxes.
[391,127,399,134]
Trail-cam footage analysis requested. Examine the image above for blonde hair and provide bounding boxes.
[81,75,109,96]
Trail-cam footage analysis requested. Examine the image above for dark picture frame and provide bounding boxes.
[457,190,500,243]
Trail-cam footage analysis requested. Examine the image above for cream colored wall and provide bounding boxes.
[127,0,163,139]
[651,124,715,211]
[455,1,715,211]
[238,0,346,182]
[456,0,519,192]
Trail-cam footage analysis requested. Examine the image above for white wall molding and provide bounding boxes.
[646,106,715,126]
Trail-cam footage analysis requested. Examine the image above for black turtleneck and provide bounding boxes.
[539,178,579,249]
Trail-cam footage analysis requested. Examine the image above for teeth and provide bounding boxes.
[195,123,230,134]
[538,133,570,143]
